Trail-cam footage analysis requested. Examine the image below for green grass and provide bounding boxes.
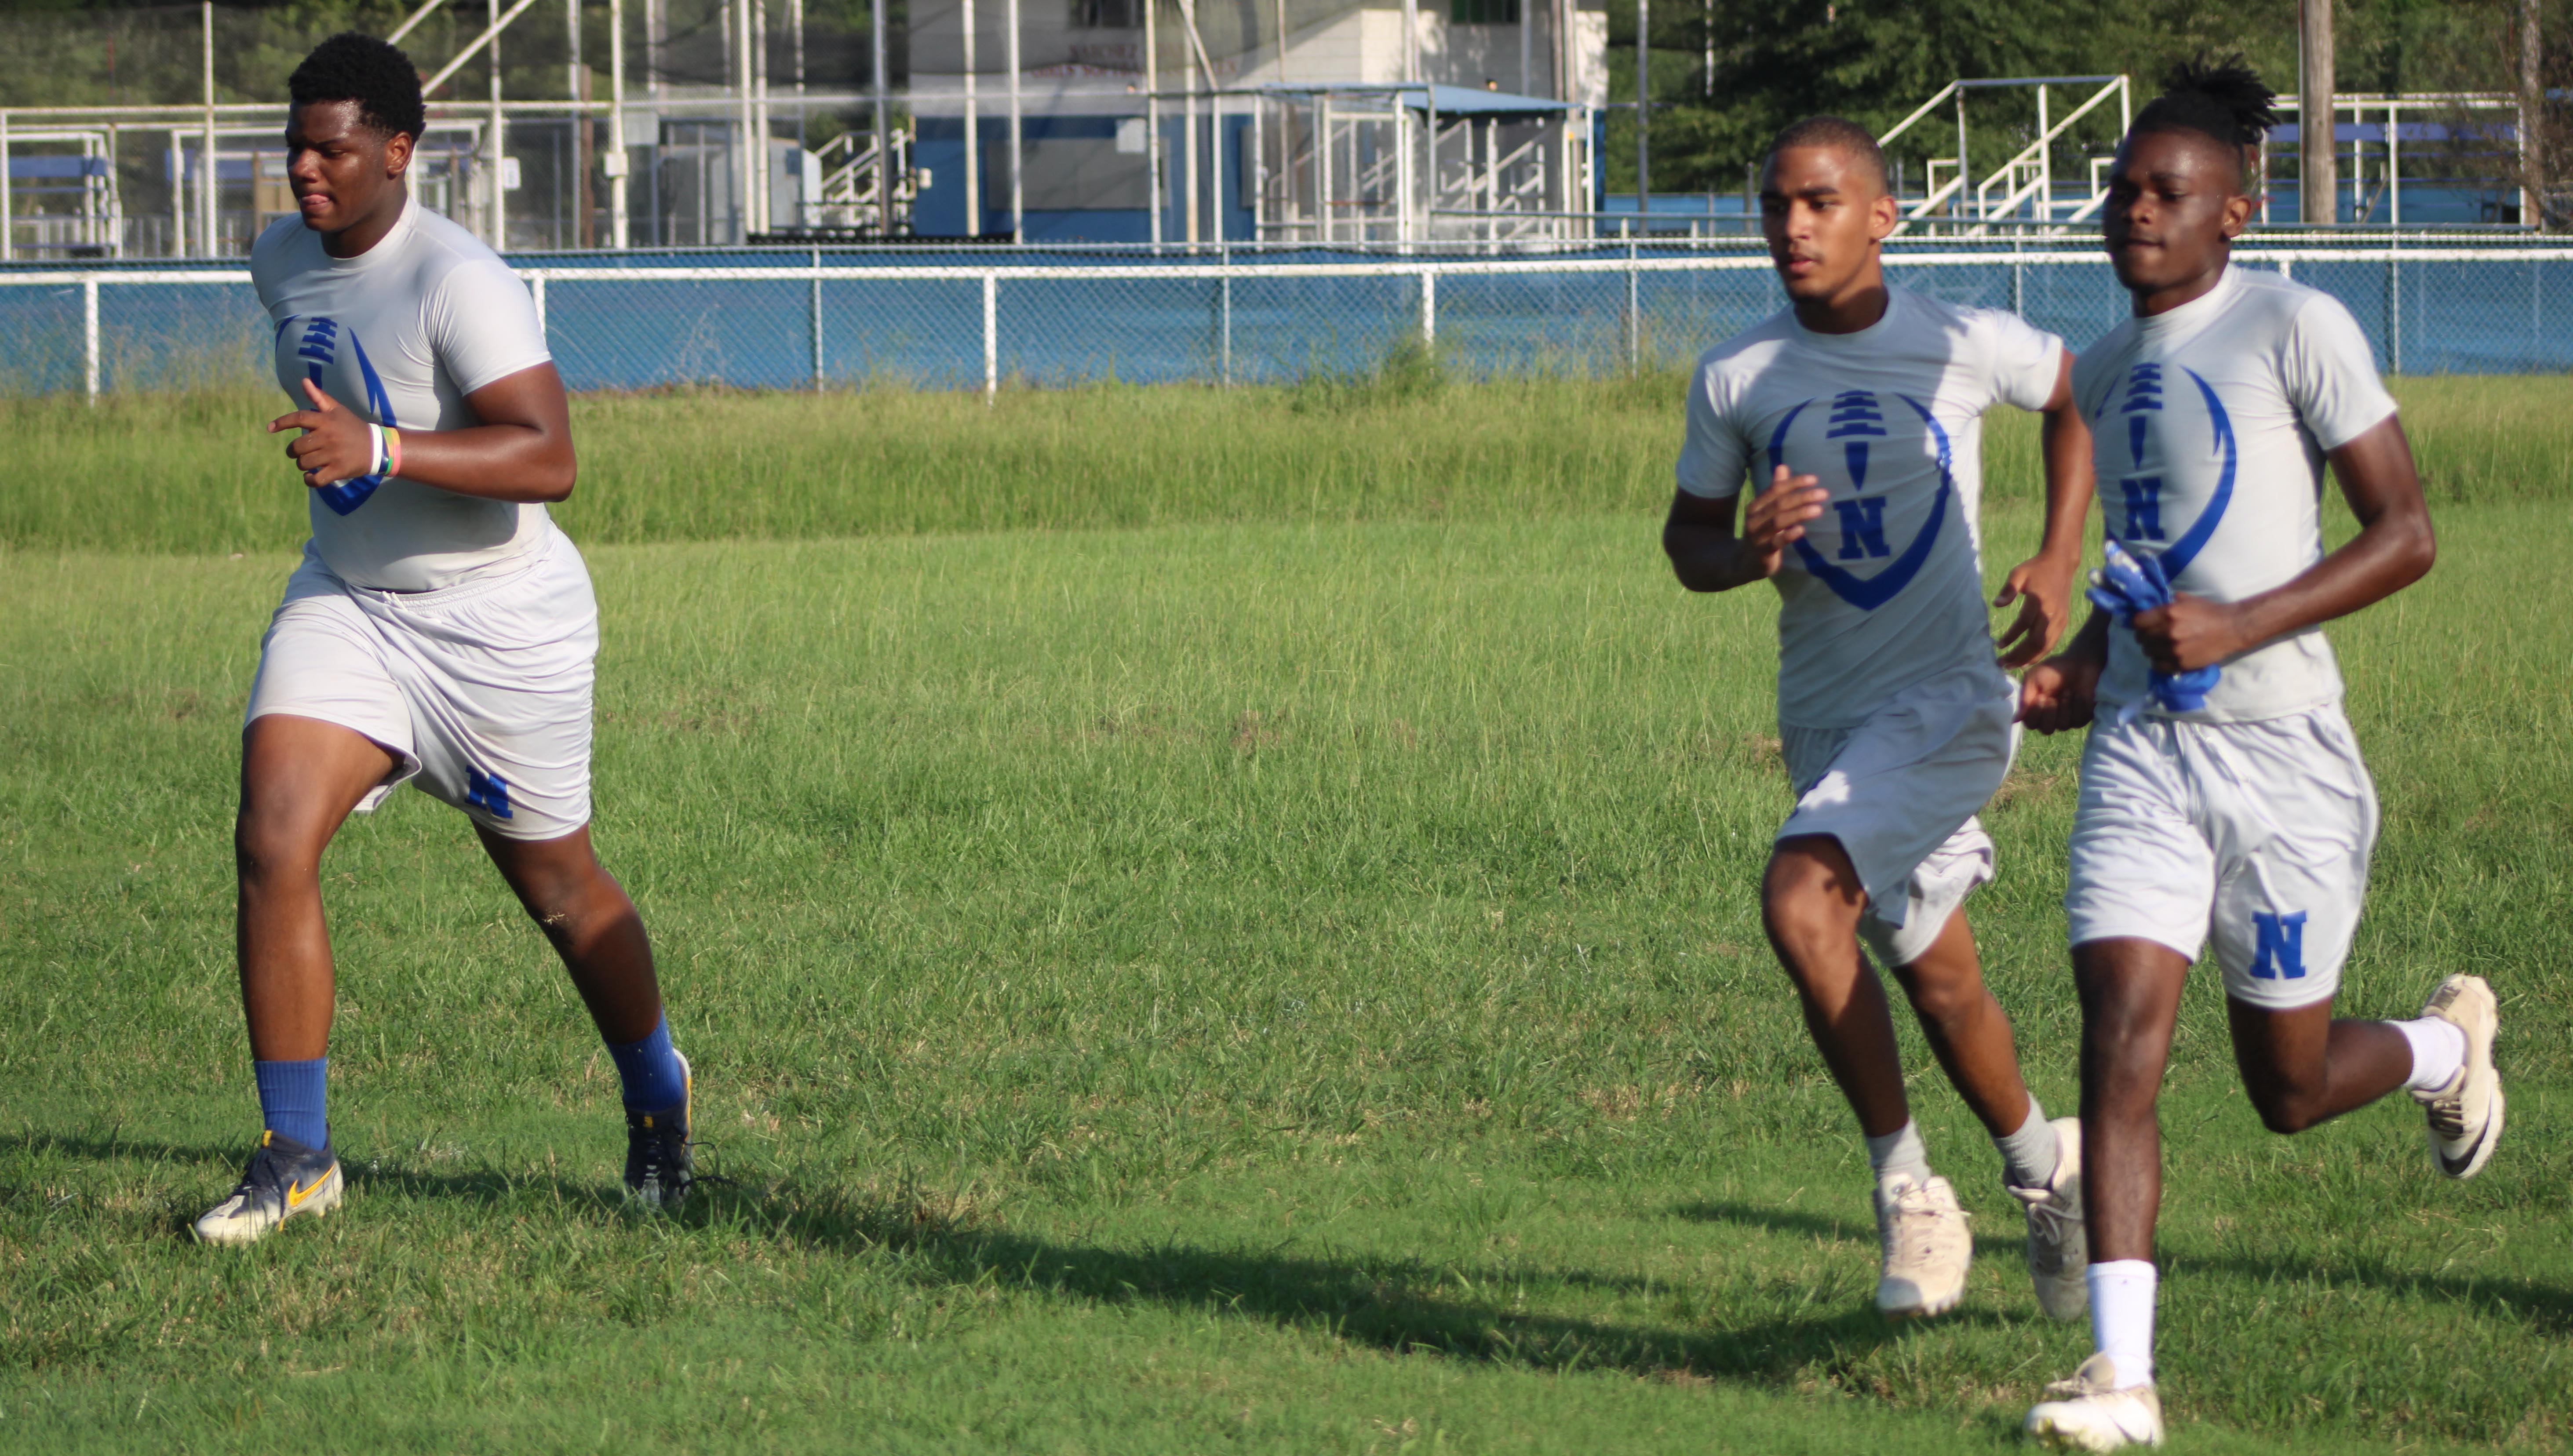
[3,374,2569,556]
[1,380,2569,1452]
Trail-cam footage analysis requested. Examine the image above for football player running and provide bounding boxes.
[1664,118,2098,1321]
[193,34,697,1245]
[2019,62,2501,1450]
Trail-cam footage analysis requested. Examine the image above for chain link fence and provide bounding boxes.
[3,241,2569,398]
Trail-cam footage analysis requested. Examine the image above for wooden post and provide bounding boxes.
[2298,0,2335,226]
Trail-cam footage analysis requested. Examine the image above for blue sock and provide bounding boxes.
[253,1057,330,1150]
[607,1015,687,1112]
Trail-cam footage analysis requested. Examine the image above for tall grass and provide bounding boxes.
[2,373,2563,556]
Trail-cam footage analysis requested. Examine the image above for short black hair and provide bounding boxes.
[2131,57,2278,187]
[1766,115,1888,194]
[288,32,427,141]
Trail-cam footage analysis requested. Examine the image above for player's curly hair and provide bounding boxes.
[288,32,427,141]
[2133,56,2279,184]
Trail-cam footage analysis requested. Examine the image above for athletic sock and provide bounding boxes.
[1865,1119,1934,1187]
[253,1057,329,1150]
[1995,1095,2061,1190]
[2087,1260,2158,1390]
[2396,1015,2468,1092]
[607,1014,688,1112]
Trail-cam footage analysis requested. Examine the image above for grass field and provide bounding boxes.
[2,374,2569,1452]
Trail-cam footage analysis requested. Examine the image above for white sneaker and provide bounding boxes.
[2412,975,2504,1179]
[192,1131,343,1247]
[1873,1172,1971,1318]
[2009,1117,2088,1320]
[2025,1354,2164,1449]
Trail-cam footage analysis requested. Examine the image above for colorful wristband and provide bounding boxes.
[383,426,402,478]
[366,422,387,479]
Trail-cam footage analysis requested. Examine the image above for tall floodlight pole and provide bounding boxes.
[2523,0,2545,229]
[609,0,630,247]
[1146,0,1162,246]
[201,1,217,257]
[962,0,980,236]
[871,0,889,230]
[1007,0,1024,241]
[491,0,509,247]
[1633,0,1647,232]
[2297,0,2335,226]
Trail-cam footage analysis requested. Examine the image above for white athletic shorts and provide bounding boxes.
[2065,705,2377,1010]
[1778,671,2019,969]
[244,527,598,841]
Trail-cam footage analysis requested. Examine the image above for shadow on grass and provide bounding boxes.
[1678,1198,2573,1339]
[22,1130,2568,1386]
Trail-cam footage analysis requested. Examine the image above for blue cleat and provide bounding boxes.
[624,1050,695,1208]
[193,1130,343,1246]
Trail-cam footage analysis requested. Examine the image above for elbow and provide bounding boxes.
[2396,513,2437,586]
[536,451,578,504]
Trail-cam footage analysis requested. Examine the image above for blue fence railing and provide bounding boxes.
[3,240,2567,397]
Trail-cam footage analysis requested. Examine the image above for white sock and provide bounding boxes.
[2397,1016,2468,1092]
[1865,1119,1933,1186]
[2087,1260,2158,1390]
[1994,1095,2061,1190]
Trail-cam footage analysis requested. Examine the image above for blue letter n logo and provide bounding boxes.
[2249,910,2308,979]
[1833,497,1891,560]
[2119,477,2165,541]
[466,768,514,820]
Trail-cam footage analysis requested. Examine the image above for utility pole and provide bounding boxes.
[2297,0,2335,226]
[962,0,979,236]
[2523,0,2545,229]
[1634,0,1648,229]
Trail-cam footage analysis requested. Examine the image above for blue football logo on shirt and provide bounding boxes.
[2098,362,2236,579]
[277,314,401,516]
[1767,390,1954,611]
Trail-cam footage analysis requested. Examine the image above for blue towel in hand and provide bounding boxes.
[2086,539,2221,715]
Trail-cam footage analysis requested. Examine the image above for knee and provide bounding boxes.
[517,861,626,938]
[233,810,323,890]
[2246,1084,2329,1135]
[1890,962,1983,1025]
[1761,851,1861,955]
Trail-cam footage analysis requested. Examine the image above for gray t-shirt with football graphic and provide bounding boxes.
[252,196,556,592]
[1676,286,2066,730]
[2072,265,2400,723]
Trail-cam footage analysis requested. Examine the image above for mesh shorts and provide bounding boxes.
[2065,705,2377,1010]
[1779,671,2019,968]
[244,528,599,841]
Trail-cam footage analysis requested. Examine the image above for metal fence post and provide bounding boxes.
[1625,243,1640,370]
[2387,247,2402,375]
[531,274,549,338]
[1219,262,1233,386]
[982,272,998,403]
[82,277,99,402]
[810,249,824,389]
[1420,266,1436,347]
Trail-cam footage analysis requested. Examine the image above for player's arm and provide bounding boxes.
[1993,351,2097,667]
[1664,466,1829,593]
[2018,607,2111,735]
[269,362,578,504]
[2128,414,2434,674]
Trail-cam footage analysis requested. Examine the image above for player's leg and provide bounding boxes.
[2206,706,2503,1175]
[196,713,399,1246]
[1763,834,1910,1140]
[1882,903,2086,1319]
[1763,834,1972,1318]
[2024,935,2190,1450]
[2026,717,2208,1448]
[475,824,694,1207]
